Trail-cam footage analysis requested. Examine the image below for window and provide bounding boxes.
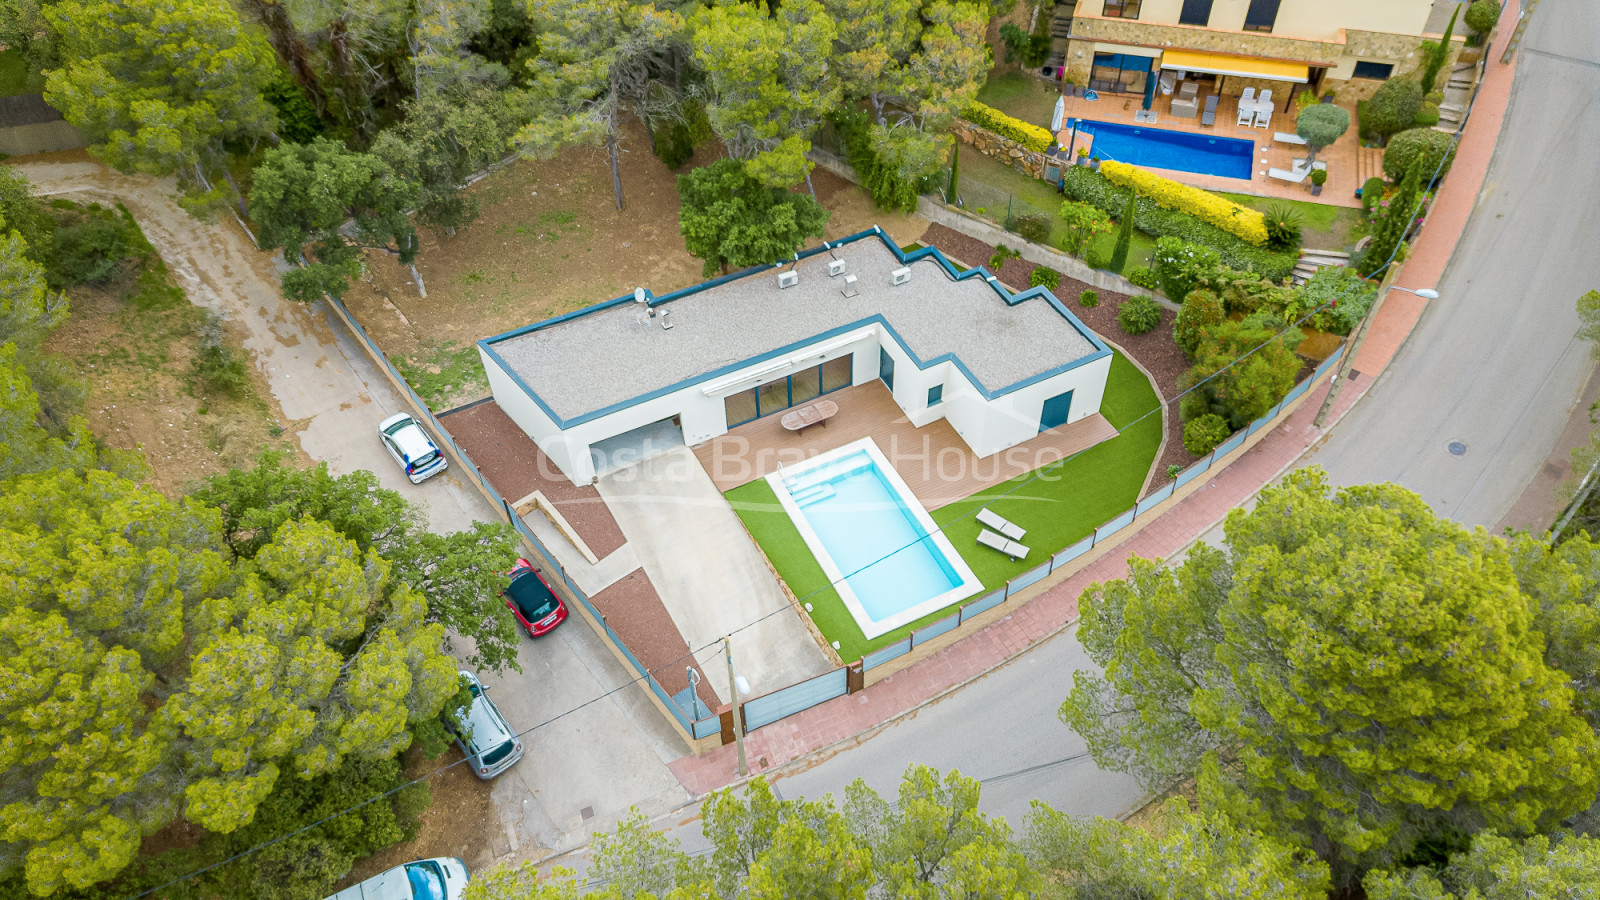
[1242,0,1280,32]
[1089,52,1153,94]
[879,348,895,391]
[1352,61,1394,80]
[721,357,854,427]
[1178,0,1212,26]
[927,385,943,406]
[1102,0,1140,18]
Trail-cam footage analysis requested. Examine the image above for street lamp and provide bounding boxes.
[1313,283,1439,427]
[724,637,752,777]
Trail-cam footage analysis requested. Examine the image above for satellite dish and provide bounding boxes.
[634,287,647,304]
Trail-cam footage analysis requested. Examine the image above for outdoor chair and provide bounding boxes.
[1159,71,1177,95]
[1254,89,1275,128]
[976,508,1026,541]
[1171,96,1199,118]
[1200,94,1219,127]
[977,529,1030,560]
[1236,88,1257,127]
[1177,81,1199,101]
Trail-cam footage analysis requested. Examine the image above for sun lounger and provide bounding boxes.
[977,529,1030,560]
[1267,166,1310,184]
[1200,94,1219,126]
[1274,131,1308,145]
[976,508,1026,541]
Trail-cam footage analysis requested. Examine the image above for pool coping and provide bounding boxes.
[765,437,983,640]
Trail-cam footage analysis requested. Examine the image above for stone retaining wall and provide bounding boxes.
[950,119,1051,180]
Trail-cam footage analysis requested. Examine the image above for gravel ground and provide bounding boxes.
[921,224,1200,490]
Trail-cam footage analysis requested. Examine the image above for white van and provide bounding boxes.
[327,857,469,900]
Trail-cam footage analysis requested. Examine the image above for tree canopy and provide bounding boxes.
[1295,103,1349,167]
[1060,468,1600,885]
[43,0,278,189]
[676,158,829,277]
[249,137,421,301]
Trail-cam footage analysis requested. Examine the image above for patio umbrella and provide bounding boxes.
[1051,94,1065,133]
[1141,71,1156,110]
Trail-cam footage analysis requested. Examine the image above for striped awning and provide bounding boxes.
[1159,49,1311,83]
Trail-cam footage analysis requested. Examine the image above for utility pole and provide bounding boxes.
[724,637,747,777]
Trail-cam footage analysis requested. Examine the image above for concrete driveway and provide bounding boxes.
[10,153,692,859]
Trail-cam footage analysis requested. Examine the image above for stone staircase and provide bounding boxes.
[1437,61,1477,131]
[1293,248,1352,285]
[1046,1,1074,69]
[1355,142,1386,188]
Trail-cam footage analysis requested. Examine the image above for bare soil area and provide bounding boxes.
[338,745,499,884]
[44,264,295,497]
[343,119,928,409]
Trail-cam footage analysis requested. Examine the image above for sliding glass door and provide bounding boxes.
[724,356,853,427]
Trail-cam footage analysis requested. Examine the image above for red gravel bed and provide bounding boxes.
[590,567,719,712]
[920,224,1200,489]
[438,401,627,557]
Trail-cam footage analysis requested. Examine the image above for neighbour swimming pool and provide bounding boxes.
[770,439,982,639]
[1068,118,1254,180]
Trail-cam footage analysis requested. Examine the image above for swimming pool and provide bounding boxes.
[769,439,982,639]
[1069,118,1254,180]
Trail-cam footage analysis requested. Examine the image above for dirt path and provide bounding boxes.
[10,151,492,535]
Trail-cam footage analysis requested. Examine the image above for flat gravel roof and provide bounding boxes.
[488,235,1102,421]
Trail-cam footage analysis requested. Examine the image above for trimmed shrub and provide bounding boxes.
[1414,101,1440,127]
[1262,204,1303,252]
[1360,176,1387,211]
[1100,160,1269,245]
[1424,91,1445,105]
[1127,266,1160,291]
[1464,0,1499,42]
[964,102,1054,153]
[1107,192,1136,273]
[1174,289,1224,357]
[1382,127,1458,183]
[1185,313,1301,428]
[1058,199,1114,255]
[1011,212,1051,244]
[1060,167,1295,281]
[989,243,1020,270]
[1356,98,1373,140]
[1079,288,1099,308]
[1183,414,1231,455]
[1029,265,1061,290]
[1300,265,1379,335]
[1365,78,1423,142]
[1117,294,1162,335]
[1179,388,1211,422]
[1309,168,1327,187]
[1152,237,1222,302]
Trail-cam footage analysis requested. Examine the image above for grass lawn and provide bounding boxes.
[958,144,1155,272]
[1214,191,1363,252]
[726,351,1162,661]
[0,48,40,97]
[975,68,1062,130]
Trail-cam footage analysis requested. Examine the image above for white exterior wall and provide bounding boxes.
[485,326,1112,487]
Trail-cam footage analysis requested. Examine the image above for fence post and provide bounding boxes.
[1004,579,1012,601]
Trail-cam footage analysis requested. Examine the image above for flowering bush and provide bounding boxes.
[1058,200,1114,255]
[964,102,1055,154]
[1100,160,1269,246]
[1153,237,1223,301]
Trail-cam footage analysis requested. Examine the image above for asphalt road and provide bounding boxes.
[1299,2,1600,527]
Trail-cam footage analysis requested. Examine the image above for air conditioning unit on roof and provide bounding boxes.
[827,259,847,277]
[891,267,911,286]
[777,271,799,289]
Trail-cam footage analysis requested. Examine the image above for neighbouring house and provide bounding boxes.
[477,228,1114,487]
[1059,0,1465,108]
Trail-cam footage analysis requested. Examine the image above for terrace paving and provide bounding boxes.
[488,235,1102,421]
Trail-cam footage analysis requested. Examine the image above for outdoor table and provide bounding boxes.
[780,399,839,433]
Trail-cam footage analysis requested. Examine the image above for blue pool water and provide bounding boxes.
[1070,118,1254,180]
[784,452,962,623]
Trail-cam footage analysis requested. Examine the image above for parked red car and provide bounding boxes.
[501,558,568,637]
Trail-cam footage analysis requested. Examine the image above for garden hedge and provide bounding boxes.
[964,101,1055,154]
[1061,167,1295,283]
[1100,160,1269,246]
[1382,127,1458,182]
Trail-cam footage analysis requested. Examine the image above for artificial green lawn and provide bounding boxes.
[725,351,1162,662]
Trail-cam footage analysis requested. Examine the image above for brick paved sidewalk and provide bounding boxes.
[669,7,1523,795]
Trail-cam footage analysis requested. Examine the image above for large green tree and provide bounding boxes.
[190,451,525,674]
[518,0,683,210]
[1364,832,1600,900]
[677,158,829,278]
[0,468,459,894]
[1060,468,1600,885]
[43,0,278,192]
[249,137,421,301]
[1181,311,1301,428]
[1026,799,1330,900]
[372,85,527,235]
[691,0,839,196]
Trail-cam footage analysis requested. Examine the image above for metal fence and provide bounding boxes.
[325,288,1340,748]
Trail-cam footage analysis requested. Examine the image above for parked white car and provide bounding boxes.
[378,413,448,484]
[326,857,468,900]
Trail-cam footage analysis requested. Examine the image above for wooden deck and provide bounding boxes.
[692,381,1119,509]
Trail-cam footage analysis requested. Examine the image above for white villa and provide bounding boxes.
[476,228,1115,487]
